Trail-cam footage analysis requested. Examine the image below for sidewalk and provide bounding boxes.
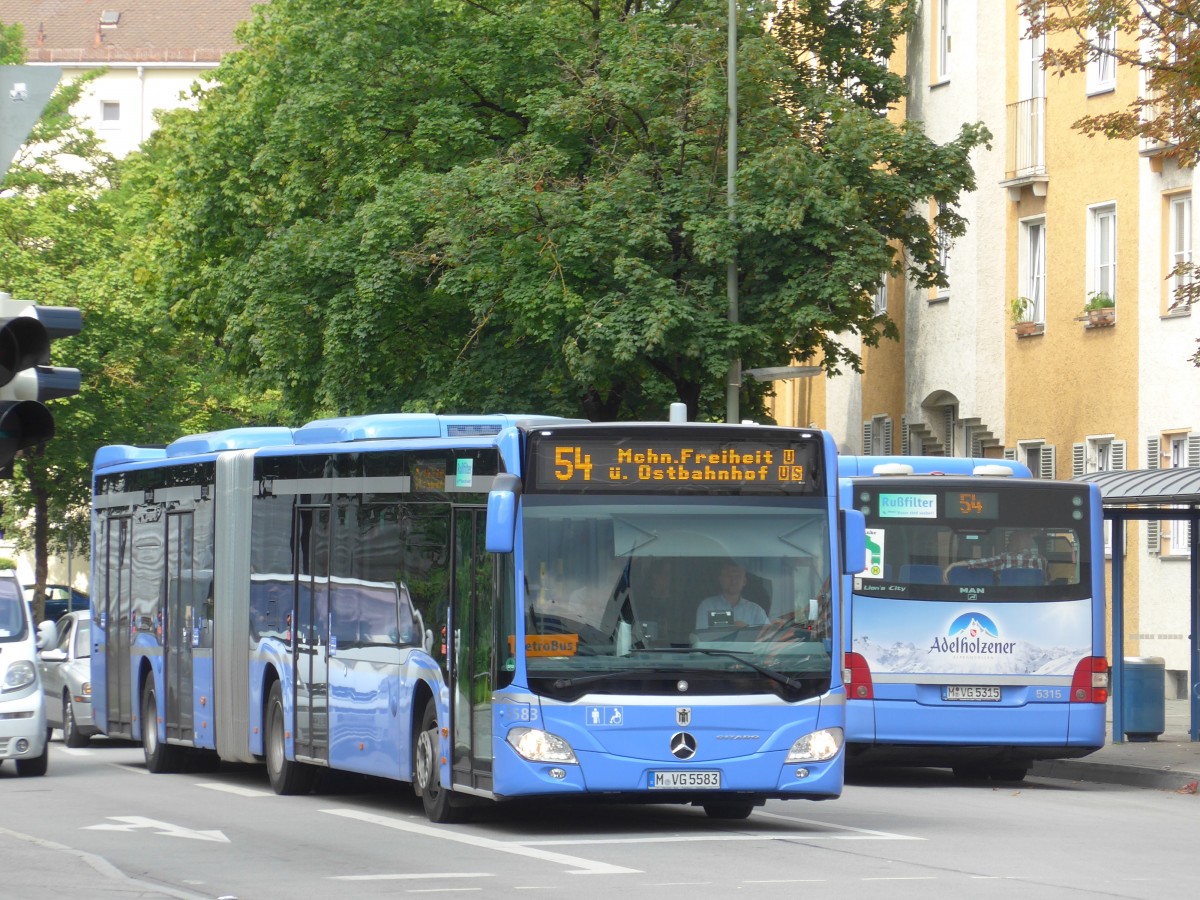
[1030,698,1200,791]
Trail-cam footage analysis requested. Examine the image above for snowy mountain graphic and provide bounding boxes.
[948,612,998,639]
[852,633,1088,676]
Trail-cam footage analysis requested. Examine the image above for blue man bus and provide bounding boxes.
[837,457,1108,781]
[92,414,865,821]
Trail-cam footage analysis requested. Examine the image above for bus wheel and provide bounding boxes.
[265,681,313,795]
[989,764,1030,783]
[63,693,90,748]
[702,801,755,820]
[951,764,989,781]
[414,699,466,824]
[141,681,181,773]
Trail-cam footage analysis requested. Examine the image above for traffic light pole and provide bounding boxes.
[0,291,82,470]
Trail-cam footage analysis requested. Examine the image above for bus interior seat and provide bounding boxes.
[998,567,1046,586]
[898,563,944,585]
[947,567,995,586]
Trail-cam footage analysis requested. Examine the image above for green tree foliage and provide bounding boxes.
[146,0,987,421]
[0,56,277,618]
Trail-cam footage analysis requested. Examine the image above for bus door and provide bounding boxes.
[102,515,134,736]
[294,505,331,764]
[449,506,495,794]
[164,512,195,743]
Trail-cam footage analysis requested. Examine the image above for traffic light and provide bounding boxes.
[0,292,82,471]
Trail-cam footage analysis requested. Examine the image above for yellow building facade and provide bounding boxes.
[767,2,1200,694]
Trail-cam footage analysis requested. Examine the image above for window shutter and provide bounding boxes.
[1146,437,1160,555]
[1112,439,1127,471]
[883,417,893,455]
[943,406,956,455]
[1004,448,1017,461]
[1072,442,1086,478]
[862,421,872,455]
[1041,445,1057,480]
[901,416,909,455]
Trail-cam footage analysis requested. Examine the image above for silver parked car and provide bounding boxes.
[38,610,98,747]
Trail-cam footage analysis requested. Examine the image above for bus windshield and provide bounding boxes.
[521,495,833,701]
[852,481,1092,602]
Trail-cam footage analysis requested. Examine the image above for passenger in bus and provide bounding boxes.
[943,529,1048,580]
[694,560,769,630]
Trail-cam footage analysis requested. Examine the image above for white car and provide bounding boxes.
[38,610,98,747]
[0,572,50,776]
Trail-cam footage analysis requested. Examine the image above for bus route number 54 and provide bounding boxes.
[555,446,594,481]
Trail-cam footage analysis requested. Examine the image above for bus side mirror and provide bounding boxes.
[485,474,522,554]
[840,508,867,575]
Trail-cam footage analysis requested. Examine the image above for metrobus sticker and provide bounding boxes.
[508,634,580,656]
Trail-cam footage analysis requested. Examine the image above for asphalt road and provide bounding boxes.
[2,736,1198,900]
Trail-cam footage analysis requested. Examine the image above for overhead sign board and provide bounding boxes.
[1,65,62,180]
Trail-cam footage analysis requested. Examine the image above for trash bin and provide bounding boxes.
[1122,656,1166,742]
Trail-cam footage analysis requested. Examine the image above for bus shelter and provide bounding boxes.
[1075,467,1200,743]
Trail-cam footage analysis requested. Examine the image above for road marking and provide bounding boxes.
[331,873,492,882]
[196,782,274,797]
[321,809,641,876]
[0,825,210,900]
[755,810,924,840]
[84,816,230,843]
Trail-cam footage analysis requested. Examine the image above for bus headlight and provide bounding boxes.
[3,660,37,693]
[785,727,843,763]
[506,726,579,764]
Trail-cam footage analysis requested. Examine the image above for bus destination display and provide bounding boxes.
[529,434,819,493]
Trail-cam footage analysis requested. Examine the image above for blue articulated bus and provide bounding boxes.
[837,456,1108,781]
[92,414,865,821]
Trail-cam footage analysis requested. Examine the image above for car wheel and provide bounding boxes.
[63,693,90,747]
[265,681,313,795]
[16,742,48,777]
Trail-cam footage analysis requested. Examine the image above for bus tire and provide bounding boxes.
[265,681,313,795]
[141,681,181,774]
[989,764,1030,783]
[702,801,755,820]
[414,698,466,824]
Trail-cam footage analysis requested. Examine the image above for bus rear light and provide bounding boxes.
[1070,656,1109,703]
[844,652,873,700]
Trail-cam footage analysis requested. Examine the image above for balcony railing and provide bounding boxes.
[1005,97,1046,180]
[1000,97,1048,201]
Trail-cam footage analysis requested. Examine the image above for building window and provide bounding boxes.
[1087,26,1117,94]
[1012,441,1056,479]
[933,202,951,300]
[1075,436,1126,555]
[1169,193,1193,311]
[936,0,951,82]
[862,415,893,456]
[101,101,120,125]
[873,282,887,315]
[1022,217,1047,324]
[1090,203,1117,304]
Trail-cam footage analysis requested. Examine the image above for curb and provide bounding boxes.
[1031,759,1200,792]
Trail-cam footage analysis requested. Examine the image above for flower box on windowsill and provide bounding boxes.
[1014,320,1043,337]
[1080,308,1116,328]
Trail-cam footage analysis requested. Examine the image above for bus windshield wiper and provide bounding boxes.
[632,647,806,691]
[550,667,663,689]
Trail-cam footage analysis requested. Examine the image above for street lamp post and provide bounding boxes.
[725,0,740,424]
